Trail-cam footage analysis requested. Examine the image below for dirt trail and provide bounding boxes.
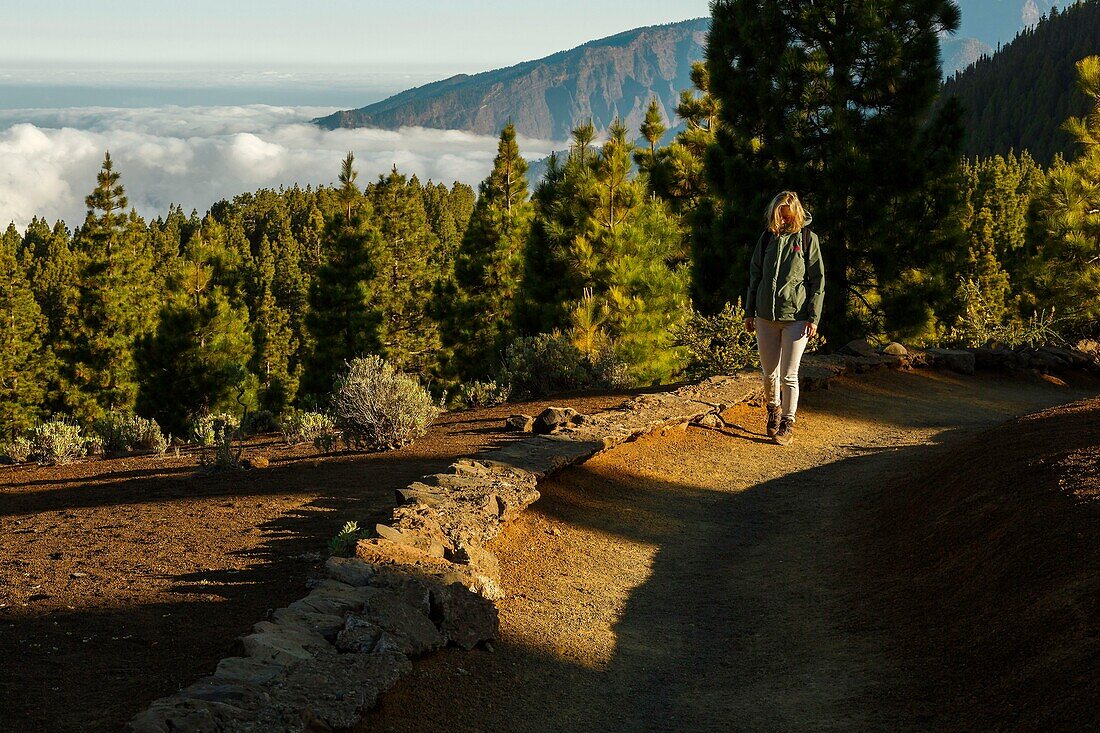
[360,369,1097,733]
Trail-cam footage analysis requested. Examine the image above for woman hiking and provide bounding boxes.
[744,191,825,446]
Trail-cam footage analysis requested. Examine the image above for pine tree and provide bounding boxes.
[136,217,254,434]
[1034,55,1100,326]
[251,234,299,413]
[648,62,718,213]
[370,166,443,377]
[303,153,381,398]
[515,125,602,335]
[702,0,964,341]
[70,152,157,421]
[446,124,534,378]
[0,226,50,435]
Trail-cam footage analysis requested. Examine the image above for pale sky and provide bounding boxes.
[1,0,712,72]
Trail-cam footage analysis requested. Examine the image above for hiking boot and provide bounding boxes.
[774,417,794,446]
[766,404,782,438]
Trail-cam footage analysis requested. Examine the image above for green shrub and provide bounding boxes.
[280,410,337,447]
[331,355,440,451]
[587,344,633,390]
[241,410,279,436]
[672,301,759,379]
[198,421,243,471]
[29,420,89,465]
[948,283,1065,349]
[1,437,33,463]
[328,520,366,557]
[458,379,511,409]
[499,333,589,399]
[94,413,169,454]
[190,412,240,447]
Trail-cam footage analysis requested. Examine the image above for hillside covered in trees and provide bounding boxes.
[941,0,1100,164]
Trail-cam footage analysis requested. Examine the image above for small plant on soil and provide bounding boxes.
[330,355,440,451]
[27,420,90,465]
[499,333,590,399]
[190,412,240,447]
[198,422,243,471]
[280,409,338,447]
[458,379,512,409]
[328,520,365,556]
[587,343,634,390]
[94,413,169,454]
[1,437,33,463]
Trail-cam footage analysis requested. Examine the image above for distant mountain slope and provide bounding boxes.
[941,0,1100,165]
[315,19,708,140]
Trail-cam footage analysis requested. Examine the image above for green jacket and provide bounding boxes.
[745,214,825,324]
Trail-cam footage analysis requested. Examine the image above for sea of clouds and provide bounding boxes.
[0,105,561,230]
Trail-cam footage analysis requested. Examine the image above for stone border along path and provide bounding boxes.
[125,344,1098,732]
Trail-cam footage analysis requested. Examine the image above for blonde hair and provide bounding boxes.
[765,191,806,234]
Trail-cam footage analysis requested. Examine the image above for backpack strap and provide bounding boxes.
[801,227,811,264]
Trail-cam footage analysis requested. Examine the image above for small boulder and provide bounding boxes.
[505,414,535,432]
[533,406,580,434]
[694,413,723,428]
[430,581,500,650]
[342,591,444,657]
[841,338,878,358]
[881,342,907,356]
[324,556,376,587]
[926,348,976,375]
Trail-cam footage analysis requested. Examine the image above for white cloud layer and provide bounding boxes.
[0,106,562,230]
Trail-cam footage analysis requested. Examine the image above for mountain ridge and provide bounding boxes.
[314,18,709,140]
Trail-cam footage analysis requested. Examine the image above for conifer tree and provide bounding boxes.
[370,166,443,376]
[635,99,667,178]
[446,124,534,378]
[303,153,381,398]
[1034,55,1100,326]
[0,226,50,435]
[137,217,254,433]
[251,234,299,413]
[701,1,964,341]
[70,152,157,421]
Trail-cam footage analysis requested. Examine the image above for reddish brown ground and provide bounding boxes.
[358,370,1098,733]
[871,394,1100,731]
[0,392,635,733]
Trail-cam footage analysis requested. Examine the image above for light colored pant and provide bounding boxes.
[755,318,809,421]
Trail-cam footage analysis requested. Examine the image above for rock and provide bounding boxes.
[505,414,535,432]
[906,348,932,369]
[124,678,275,733]
[430,581,499,650]
[334,616,384,653]
[974,346,1012,369]
[881,341,907,356]
[694,413,723,428]
[286,580,370,616]
[444,541,500,578]
[269,608,346,640]
[213,656,286,685]
[265,651,411,730]
[343,591,444,657]
[374,522,447,559]
[240,624,330,666]
[245,455,269,469]
[533,406,580,434]
[324,556,376,587]
[926,348,976,375]
[841,338,878,357]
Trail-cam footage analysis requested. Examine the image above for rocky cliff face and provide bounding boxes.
[314,18,709,140]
